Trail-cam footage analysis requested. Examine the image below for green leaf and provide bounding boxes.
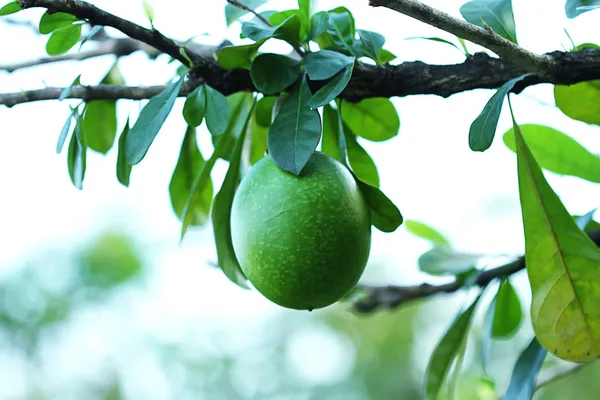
[225,0,267,26]
[309,11,329,40]
[514,118,600,362]
[356,181,403,232]
[56,107,77,154]
[268,76,321,175]
[59,74,81,101]
[46,24,82,55]
[211,120,251,289]
[125,76,185,165]
[241,14,300,44]
[503,124,600,183]
[554,81,600,126]
[298,0,313,21]
[565,0,600,18]
[326,8,356,55]
[405,36,465,55]
[379,49,397,63]
[169,126,213,226]
[269,10,309,43]
[142,0,154,26]
[218,38,267,70]
[576,209,598,231]
[418,247,481,276]
[424,294,482,400]
[204,86,231,135]
[303,50,355,80]
[491,279,522,338]
[405,220,450,247]
[481,287,496,374]
[79,25,103,49]
[341,98,400,142]
[67,115,86,190]
[255,96,276,127]
[345,129,379,187]
[250,116,268,164]
[357,29,385,64]
[82,101,117,154]
[39,11,78,34]
[116,119,132,187]
[307,63,354,109]
[0,1,20,16]
[250,53,302,95]
[468,73,530,151]
[215,92,256,161]
[321,104,347,164]
[183,85,206,127]
[504,338,547,400]
[460,0,517,43]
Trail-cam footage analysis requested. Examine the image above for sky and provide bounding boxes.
[0,0,600,397]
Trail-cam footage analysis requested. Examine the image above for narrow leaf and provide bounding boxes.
[250,53,302,95]
[514,117,600,362]
[46,24,82,56]
[504,338,547,400]
[405,36,465,55]
[183,85,206,127]
[250,117,268,165]
[565,0,600,18]
[503,124,600,183]
[67,116,86,190]
[0,1,20,16]
[357,181,403,232]
[56,107,77,154]
[39,11,78,34]
[116,119,132,187]
[341,98,400,142]
[204,86,231,135]
[405,220,450,247]
[268,76,321,175]
[125,76,185,165]
[424,294,482,400]
[468,73,530,151]
[142,0,154,25]
[460,0,518,43]
[321,104,347,163]
[492,279,522,338]
[170,126,213,226]
[303,50,354,80]
[307,63,353,109]
[59,75,81,101]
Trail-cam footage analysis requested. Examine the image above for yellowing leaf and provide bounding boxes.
[514,121,600,362]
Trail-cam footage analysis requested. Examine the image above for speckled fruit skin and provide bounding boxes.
[230,151,372,310]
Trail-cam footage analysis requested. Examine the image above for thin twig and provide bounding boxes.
[227,0,270,26]
[353,230,600,313]
[368,0,551,75]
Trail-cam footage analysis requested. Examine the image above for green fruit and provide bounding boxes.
[231,151,372,310]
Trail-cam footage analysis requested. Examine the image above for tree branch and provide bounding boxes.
[3,48,600,107]
[18,0,202,66]
[368,0,551,75]
[353,230,600,313]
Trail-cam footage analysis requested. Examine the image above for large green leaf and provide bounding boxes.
[309,11,329,40]
[170,126,213,226]
[554,81,600,126]
[39,11,78,34]
[468,73,529,151]
[116,120,132,187]
[211,113,252,289]
[405,220,450,247]
[67,115,87,190]
[341,98,400,142]
[326,7,356,55]
[424,294,482,400]
[0,1,20,16]
[307,64,354,109]
[269,10,309,43]
[268,76,321,175]
[218,39,267,70]
[345,129,379,187]
[204,86,231,136]
[321,104,347,163]
[225,0,267,26]
[418,247,481,276]
[565,0,600,18]
[303,50,354,80]
[183,85,206,128]
[492,279,522,337]
[515,119,600,362]
[125,76,185,165]
[241,14,300,44]
[503,124,600,183]
[82,101,117,154]
[46,24,81,55]
[504,338,547,400]
[250,54,302,95]
[356,181,403,232]
[460,0,517,43]
[357,29,385,65]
